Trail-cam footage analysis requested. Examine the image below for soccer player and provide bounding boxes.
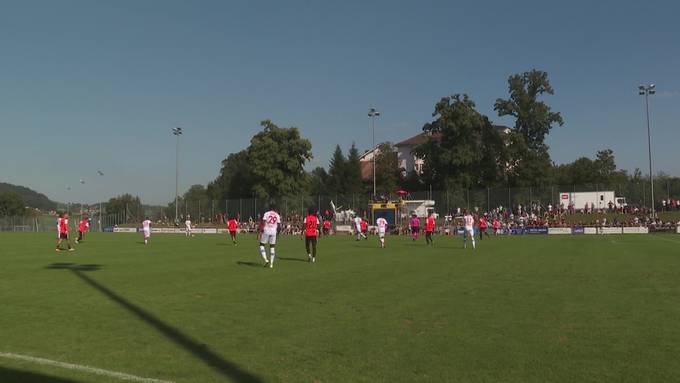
[142,217,151,245]
[492,218,501,236]
[185,216,193,237]
[376,216,388,248]
[76,216,90,243]
[354,215,366,241]
[361,217,369,239]
[410,213,421,241]
[463,210,476,249]
[478,215,490,240]
[227,216,238,245]
[259,206,281,268]
[56,213,74,252]
[425,212,435,246]
[303,207,319,263]
[322,219,332,236]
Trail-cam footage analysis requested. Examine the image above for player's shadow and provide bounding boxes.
[277,257,308,263]
[47,263,263,383]
[236,261,262,267]
[0,366,85,383]
[46,263,102,271]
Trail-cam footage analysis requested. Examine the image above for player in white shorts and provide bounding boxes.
[142,217,151,245]
[185,216,193,237]
[259,207,281,268]
[462,210,476,250]
[354,215,366,240]
[376,217,388,248]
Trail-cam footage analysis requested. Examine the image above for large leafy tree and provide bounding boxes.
[0,192,25,216]
[494,69,563,152]
[495,69,563,186]
[413,94,506,189]
[248,120,312,201]
[207,150,254,200]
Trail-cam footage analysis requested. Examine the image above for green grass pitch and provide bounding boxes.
[1,232,679,383]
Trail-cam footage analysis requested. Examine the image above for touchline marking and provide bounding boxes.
[0,351,175,383]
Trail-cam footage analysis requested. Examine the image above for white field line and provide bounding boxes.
[0,351,174,383]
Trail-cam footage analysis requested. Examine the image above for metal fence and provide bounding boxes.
[2,181,679,232]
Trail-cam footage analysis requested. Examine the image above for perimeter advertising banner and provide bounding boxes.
[572,227,585,235]
[548,227,572,235]
[525,227,549,235]
[623,227,649,234]
[113,227,138,233]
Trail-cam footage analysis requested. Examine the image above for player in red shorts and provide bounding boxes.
[425,212,435,246]
[478,215,490,240]
[56,213,75,252]
[76,216,90,243]
[304,207,319,263]
[322,219,332,236]
[227,216,238,245]
[360,217,368,239]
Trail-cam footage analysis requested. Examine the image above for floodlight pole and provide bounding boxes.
[368,108,380,198]
[172,127,183,223]
[639,85,655,219]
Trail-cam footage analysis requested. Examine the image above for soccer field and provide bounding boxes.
[1,233,679,383]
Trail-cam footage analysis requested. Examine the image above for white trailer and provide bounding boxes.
[559,191,626,211]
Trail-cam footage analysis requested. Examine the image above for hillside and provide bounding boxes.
[0,182,57,211]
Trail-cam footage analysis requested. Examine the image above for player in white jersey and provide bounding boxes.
[462,210,476,249]
[259,206,281,268]
[142,217,152,245]
[376,217,388,248]
[354,215,366,241]
[185,216,193,237]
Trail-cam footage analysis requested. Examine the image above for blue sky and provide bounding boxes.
[1,0,678,204]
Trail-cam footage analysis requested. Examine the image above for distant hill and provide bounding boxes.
[0,182,57,211]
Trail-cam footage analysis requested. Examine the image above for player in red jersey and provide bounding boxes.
[478,215,490,240]
[227,216,238,245]
[303,207,319,263]
[492,218,501,236]
[56,213,74,252]
[76,216,90,243]
[322,219,332,236]
[360,217,369,239]
[425,212,436,246]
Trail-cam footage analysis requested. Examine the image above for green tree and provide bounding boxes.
[308,167,330,196]
[374,142,401,197]
[248,120,312,201]
[494,69,564,152]
[413,94,506,189]
[106,194,142,221]
[327,145,347,195]
[0,192,25,216]
[344,142,364,196]
[207,150,254,200]
[495,69,563,186]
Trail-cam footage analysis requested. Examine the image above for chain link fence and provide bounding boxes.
[2,181,679,232]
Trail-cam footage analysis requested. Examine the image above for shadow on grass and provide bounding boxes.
[0,366,85,383]
[236,261,263,267]
[47,263,263,383]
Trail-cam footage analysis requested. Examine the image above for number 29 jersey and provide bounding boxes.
[262,210,281,235]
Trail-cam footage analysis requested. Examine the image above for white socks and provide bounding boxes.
[259,245,267,262]
[269,248,276,266]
